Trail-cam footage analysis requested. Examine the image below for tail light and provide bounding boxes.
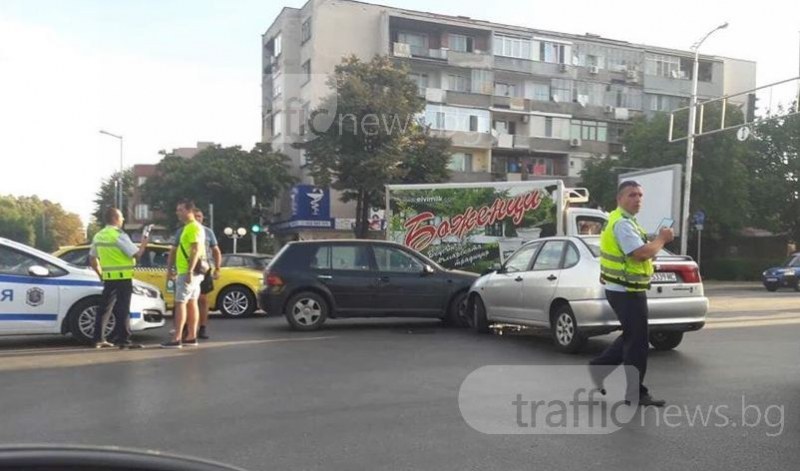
[657,264,701,284]
[265,271,284,287]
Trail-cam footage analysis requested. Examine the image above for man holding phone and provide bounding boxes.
[589,180,675,407]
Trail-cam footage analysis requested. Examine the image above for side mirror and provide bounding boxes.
[422,265,435,276]
[28,265,50,277]
[491,263,503,273]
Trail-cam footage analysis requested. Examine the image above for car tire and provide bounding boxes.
[765,284,778,292]
[443,291,470,328]
[217,286,257,318]
[472,296,490,334]
[67,297,113,344]
[649,331,684,351]
[551,303,586,354]
[285,291,329,331]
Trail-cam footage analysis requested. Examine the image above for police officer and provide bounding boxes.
[589,180,674,407]
[89,207,149,349]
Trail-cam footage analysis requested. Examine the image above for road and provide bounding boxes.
[0,283,797,471]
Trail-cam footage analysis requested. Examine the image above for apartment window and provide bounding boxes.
[299,102,310,136]
[301,18,312,43]
[527,82,550,102]
[272,71,282,98]
[433,111,446,129]
[273,34,282,57]
[570,120,607,141]
[398,31,428,56]
[586,54,600,68]
[448,153,473,172]
[645,54,682,78]
[551,78,572,103]
[410,73,429,95]
[494,120,517,135]
[135,204,150,221]
[649,94,688,112]
[137,176,147,187]
[272,111,283,136]
[493,35,532,60]
[606,84,643,110]
[544,117,553,137]
[449,34,473,53]
[469,115,479,132]
[494,82,518,97]
[574,81,605,106]
[698,61,713,82]
[302,60,311,84]
[527,158,554,176]
[540,41,567,64]
[447,74,469,92]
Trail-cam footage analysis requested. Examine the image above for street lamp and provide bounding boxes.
[99,129,124,211]
[681,22,728,255]
[223,227,248,254]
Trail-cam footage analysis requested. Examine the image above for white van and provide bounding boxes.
[0,237,165,343]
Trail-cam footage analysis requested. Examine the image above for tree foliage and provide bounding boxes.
[92,169,135,223]
[294,55,452,238]
[0,195,84,251]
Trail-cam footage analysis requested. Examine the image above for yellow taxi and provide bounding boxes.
[53,244,266,317]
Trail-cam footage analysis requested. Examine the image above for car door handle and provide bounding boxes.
[317,275,333,280]
[547,275,557,281]
[515,276,523,282]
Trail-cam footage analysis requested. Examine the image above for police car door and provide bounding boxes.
[0,243,61,334]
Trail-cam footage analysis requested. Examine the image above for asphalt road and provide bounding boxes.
[0,284,798,471]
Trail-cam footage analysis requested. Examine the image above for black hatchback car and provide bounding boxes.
[259,240,478,330]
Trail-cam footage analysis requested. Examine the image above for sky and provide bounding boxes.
[1,0,799,226]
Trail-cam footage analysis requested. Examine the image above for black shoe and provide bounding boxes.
[183,338,199,347]
[588,364,607,396]
[117,342,144,350]
[198,326,209,340]
[93,341,114,349]
[160,340,182,349]
[635,394,666,408]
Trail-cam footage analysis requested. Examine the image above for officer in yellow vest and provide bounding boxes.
[589,180,674,407]
[89,207,149,349]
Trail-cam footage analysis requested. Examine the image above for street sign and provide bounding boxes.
[737,126,751,141]
[692,210,706,226]
[695,224,704,231]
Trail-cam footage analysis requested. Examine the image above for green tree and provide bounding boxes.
[141,143,295,233]
[581,102,752,240]
[92,169,135,223]
[0,195,84,250]
[295,55,452,238]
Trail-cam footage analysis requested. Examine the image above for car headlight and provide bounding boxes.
[784,269,795,275]
[762,271,768,276]
[132,285,158,298]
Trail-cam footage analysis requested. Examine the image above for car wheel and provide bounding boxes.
[551,303,586,354]
[68,297,114,344]
[765,283,778,292]
[285,292,328,331]
[444,291,470,328]
[649,331,684,351]
[218,286,257,318]
[472,295,490,334]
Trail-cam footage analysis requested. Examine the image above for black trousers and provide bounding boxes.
[95,279,133,344]
[590,290,650,398]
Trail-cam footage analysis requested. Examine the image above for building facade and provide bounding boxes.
[261,0,756,237]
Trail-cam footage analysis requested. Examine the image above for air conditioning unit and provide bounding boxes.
[393,42,411,58]
[560,63,569,72]
[570,137,582,147]
[588,65,600,74]
[604,105,615,114]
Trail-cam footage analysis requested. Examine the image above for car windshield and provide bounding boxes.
[782,256,800,267]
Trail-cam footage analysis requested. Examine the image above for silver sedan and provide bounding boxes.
[467,236,708,353]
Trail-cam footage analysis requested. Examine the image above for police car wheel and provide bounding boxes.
[551,304,587,354]
[68,297,114,344]
[217,286,256,318]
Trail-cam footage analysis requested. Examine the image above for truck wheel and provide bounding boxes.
[649,331,684,351]
[551,304,586,354]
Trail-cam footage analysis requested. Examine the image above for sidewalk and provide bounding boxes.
[702,280,763,291]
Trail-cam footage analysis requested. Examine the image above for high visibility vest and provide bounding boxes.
[93,226,136,281]
[599,208,654,292]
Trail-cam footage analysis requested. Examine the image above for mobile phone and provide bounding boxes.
[142,224,153,238]
[657,218,674,231]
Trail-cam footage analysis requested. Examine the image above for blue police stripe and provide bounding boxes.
[0,314,58,321]
[0,274,102,287]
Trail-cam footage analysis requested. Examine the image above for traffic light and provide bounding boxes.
[251,224,261,233]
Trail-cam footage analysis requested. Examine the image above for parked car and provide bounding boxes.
[1,237,165,343]
[468,236,708,353]
[53,244,263,317]
[259,240,478,330]
[761,253,800,292]
[221,253,272,271]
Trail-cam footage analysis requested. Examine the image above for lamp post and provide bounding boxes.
[223,227,247,254]
[99,130,124,211]
[681,22,728,255]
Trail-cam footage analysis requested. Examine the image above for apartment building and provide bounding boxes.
[262,0,755,237]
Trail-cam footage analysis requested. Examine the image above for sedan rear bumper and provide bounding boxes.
[571,296,708,334]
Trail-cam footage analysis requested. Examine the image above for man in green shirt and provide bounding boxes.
[162,200,206,349]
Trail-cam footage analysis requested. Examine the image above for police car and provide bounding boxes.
[0,237,165,343]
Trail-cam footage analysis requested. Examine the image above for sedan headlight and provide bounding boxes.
[132,285,158,298]
[784,269,796,275]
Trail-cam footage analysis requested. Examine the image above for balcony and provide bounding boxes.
[447,50,493,69]
[494,56,576,78]
[430,129,493,149]
[493,133,530,150]
[449,171,493,183]
[393,42,448,61]
[444,90,492,108]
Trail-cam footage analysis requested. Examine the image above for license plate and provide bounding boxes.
[651,272,678,283]
[766,278,778,282]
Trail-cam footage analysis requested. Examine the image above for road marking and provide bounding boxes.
[0,336,336,372]
[705,314,800,329]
